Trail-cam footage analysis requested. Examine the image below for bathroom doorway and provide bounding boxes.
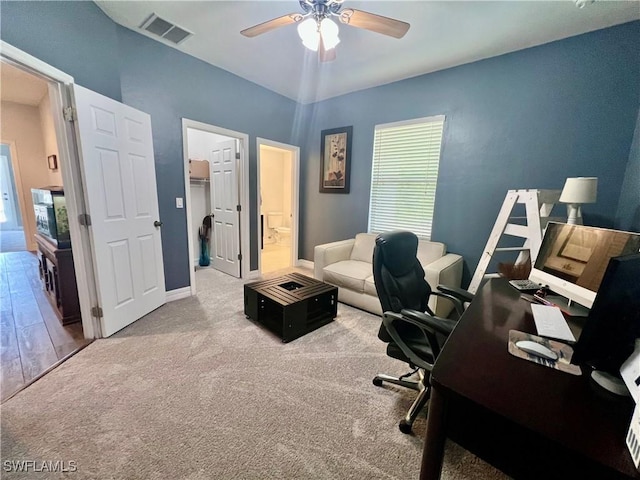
[257,139,299,274]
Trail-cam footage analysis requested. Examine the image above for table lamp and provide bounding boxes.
[559,177,598,225]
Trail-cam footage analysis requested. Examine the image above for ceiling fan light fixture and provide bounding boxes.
[297,17,340,52]
[298,17,320,51]
[244,1,410,59]
[319,18,340,50]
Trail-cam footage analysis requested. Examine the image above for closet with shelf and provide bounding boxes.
[189,159,211,264]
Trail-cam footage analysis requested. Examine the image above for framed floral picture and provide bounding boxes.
[319,126,352,193]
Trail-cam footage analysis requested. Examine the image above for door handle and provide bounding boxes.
[154,220,163,228]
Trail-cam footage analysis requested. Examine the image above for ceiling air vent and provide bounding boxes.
[140,14,193,45]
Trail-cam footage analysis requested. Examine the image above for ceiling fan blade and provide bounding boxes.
[339,8,410,39]
[241,13,302,38]
[319,38,337,63]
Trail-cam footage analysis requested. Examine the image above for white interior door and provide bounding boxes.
[73,85,166,337]
[0,155,20,230]
[210,139,240,277]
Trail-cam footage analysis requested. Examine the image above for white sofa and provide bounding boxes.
[314,233,463,318]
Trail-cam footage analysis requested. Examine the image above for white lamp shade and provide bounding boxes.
[298,18,319,51]
[559,177,598,204]
[319,18,340,50]
[298,18,340,52]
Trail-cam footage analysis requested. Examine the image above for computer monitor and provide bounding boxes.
[571,253,640,375]
[529,223,640,309]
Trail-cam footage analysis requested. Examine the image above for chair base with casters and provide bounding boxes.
[372,309,455,434]
[373,368,430,434]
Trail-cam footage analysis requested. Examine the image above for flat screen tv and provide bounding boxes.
[571,253,640,374]
[529,223,640,309]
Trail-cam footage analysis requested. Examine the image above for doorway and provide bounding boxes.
[182,119,249,292]
[257,138,300,275]
[0,145,25,251]
[3,41,169,344]
[0,60,91,402]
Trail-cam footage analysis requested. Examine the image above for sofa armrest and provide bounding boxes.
[423,253,463,317]
[313,239,355,280]
[423,253,463,289]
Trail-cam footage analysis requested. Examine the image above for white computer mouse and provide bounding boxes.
[515,340,558,361]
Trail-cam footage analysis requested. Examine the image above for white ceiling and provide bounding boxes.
[1,62,48,106]
[95,1,640,104]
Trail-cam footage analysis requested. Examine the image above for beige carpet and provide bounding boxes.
[0,268,508,479]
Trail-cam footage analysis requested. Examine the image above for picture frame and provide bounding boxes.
[319,126,352,194]
[48,155,58,170]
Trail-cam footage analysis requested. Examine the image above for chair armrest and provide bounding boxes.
[437,285,475,304]
[381,311,437,371]
[382,310,456,369]
[430,291,465,317]
[313,239,355,280]
[400,309,457,336]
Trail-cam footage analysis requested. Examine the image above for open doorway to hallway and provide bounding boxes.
[257,139,300,275]
[0,61,90,403]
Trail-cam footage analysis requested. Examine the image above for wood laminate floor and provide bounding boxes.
[0,229,27,252]
[0,251,91,402]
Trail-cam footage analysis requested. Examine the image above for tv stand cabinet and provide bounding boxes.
[35,234,81,325]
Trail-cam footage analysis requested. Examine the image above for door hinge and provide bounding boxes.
[91,306,103,318]
[78,213,92,226]
[235,152,240,160]
[63,106,77,122]
[236,205,241,212]
[237,253,242,261]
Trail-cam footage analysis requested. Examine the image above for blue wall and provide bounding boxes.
[617,110,640,232]
[0,1,122,101]
[2,1,638,289]
[1,1,301,289]
[299,21,640,285]
[116,27,301,288]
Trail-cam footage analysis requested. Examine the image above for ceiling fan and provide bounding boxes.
[240,0,410,62]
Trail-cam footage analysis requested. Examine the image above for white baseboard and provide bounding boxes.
[166,286,192,302]
[246,270,261,280]
[296,259,314,270]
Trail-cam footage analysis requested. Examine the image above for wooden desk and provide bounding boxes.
[420,278,639,479]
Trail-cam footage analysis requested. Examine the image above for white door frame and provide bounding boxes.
[256,138,300,273]
[1,41,100,339]
[181,118,250,294]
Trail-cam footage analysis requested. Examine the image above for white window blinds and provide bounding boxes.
[368,115,445,240]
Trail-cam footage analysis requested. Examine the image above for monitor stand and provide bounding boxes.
[545,294,590,317]
[591,370,630,396]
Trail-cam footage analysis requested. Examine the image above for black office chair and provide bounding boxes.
[372,231,473,434]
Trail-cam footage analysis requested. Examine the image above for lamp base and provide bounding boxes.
[565,204,583,225]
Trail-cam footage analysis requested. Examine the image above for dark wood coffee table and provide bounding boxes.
[244,273,338,342]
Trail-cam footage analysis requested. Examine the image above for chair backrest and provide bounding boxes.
[373,231,432,342]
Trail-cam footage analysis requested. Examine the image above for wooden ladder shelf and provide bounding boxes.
[468,189,562,294]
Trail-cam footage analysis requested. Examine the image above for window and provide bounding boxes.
[368,115,445,239]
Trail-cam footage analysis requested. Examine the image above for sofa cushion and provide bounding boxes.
[417,241,446,266]
[323,260,372,293]
[364,275,377,296]
[350,233,377,263]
